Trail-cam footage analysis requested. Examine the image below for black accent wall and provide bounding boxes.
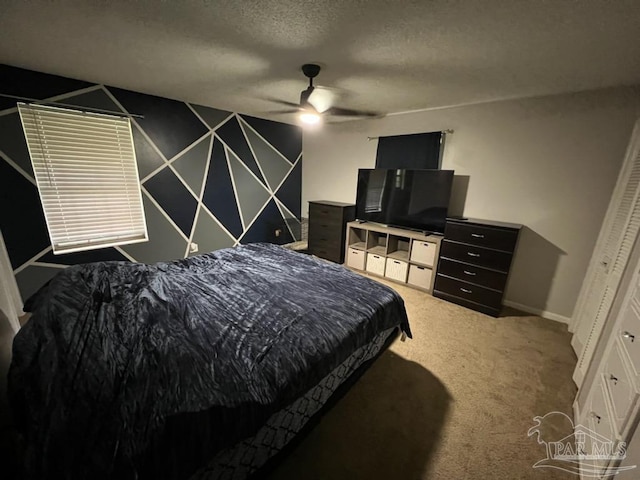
[0,65,303,301]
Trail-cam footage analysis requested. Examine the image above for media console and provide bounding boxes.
[345,218,522,316]
[344,221,442,292]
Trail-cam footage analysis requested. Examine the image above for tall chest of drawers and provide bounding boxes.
[308,200,356,264]
[433,218,521,317]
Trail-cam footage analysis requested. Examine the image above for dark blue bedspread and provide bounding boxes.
[9,243,410,479]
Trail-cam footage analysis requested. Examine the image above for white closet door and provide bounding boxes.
[572,121,640,385]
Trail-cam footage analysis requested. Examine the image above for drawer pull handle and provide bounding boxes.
[609,374,618,385]
[471,233,485,239]
[467,252,480,257]
[460,287,473,294]
[393,261,400,264]
[623,331,636,342]
[589,412,601,423]
[463,270,476,276]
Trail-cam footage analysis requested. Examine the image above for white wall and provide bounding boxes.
[302,87,640,321]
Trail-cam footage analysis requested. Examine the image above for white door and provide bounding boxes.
[572,120,640,386]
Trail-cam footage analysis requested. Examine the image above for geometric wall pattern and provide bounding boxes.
[0,65,303,301]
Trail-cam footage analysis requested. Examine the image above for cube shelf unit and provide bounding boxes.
[344,221,442,292]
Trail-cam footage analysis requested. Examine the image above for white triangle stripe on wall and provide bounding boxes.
[13,246,52,275]
[274,198,298,240]
[31,261,66,269]
[227,149,272,229]
[141,187,190,243]
[237,194,277,244]
[166,131,211,164]
[114,246,137,262]
[184,102,210,131]
[196,205,236,243]
[184,103,234,133]
[185,135,215,257]
[239,118,293,193]
[236,114,272,193]
[224,144,246,231]
[273,155,300,196]
[130,119,203,204]
[0,148,36,185]
[239,116,294,165]
[0,85,108,118]
[215,134,270,194]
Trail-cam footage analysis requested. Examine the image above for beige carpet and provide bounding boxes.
[267,277,578,480]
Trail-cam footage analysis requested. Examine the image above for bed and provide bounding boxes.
[8,243,411,479]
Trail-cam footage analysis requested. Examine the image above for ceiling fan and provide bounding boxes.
[268,64,379,124]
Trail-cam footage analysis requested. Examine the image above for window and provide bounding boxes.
[18,103,147,254]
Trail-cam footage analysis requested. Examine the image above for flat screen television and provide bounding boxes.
[355,168,454,233]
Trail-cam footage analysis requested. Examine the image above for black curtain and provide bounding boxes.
[375,132,442,169]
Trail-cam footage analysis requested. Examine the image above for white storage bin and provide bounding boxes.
[366,253,386,276]
[385,258,408,282]
[347,248,366,270]
[408,264,433,290]
[410,240,436,266]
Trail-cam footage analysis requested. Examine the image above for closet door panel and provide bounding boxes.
[573,122,640,385]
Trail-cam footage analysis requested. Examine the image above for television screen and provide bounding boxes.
[355,169,454,233]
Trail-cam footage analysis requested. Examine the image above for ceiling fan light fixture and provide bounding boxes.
[300,111,322,125]
[267,63,379,122]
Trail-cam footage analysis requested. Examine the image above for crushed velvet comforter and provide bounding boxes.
[9,243,410,479]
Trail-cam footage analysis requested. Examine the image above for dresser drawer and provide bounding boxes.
[308,217,344,235]
[309,203,345,223]
[307,241,344,258]
[437,258,508,292]
[445,222,518,252]
[366,253,386,276]
[309,244,342,263]
[604,342,639,436]
[308,224,343,245]
[434,274,503,309]
[440,240,513,272]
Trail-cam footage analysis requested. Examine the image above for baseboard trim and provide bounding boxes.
[502,300,570,324]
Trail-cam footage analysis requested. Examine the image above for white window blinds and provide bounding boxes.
[18,103,148,255]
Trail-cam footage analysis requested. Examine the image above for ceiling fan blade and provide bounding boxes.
[326,106,380,117]
[263,97,301,108]
[264,108,301,114]
[308,87,336,113]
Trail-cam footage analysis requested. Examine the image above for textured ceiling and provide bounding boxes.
[1,0,640,123]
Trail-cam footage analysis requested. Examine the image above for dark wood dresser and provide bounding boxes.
[433,218,522,317]
[308,200,356,264]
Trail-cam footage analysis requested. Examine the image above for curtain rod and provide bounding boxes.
[0,93,144,119]
[367,129,453,141]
